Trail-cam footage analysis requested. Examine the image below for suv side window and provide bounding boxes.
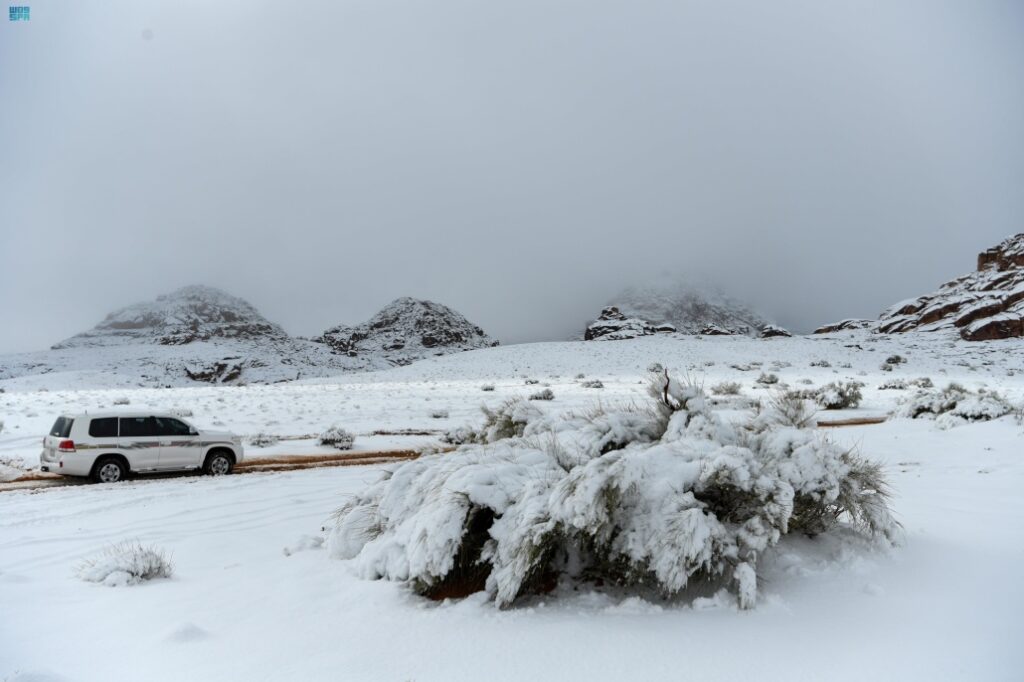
[119,417,156,438]
[88,417,118,438]
[154,417,194,437]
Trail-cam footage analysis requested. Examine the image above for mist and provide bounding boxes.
[2,0,1022,352]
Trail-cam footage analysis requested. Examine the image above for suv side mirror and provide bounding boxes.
[189,428,199,436]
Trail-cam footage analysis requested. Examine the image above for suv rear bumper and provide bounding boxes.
[39,452,93,477]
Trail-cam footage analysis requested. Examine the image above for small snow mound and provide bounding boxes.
[164,622,210,643]
[283,535,325,556]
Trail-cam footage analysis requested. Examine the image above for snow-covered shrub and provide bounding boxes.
[878,378,908,390]
[809,360,831,368]
[318,426,355,450]
[885,355,906,365]
[329,371,899,610]
[0,419,4,434]
[912,377,934,389]
[710,381,742,396]
[524,379,540,385]
[756,372,779,385]
[442,399,544,445]
[169,407,193,418]
[581,380,604,389]
[75,541,173,587]
[112,396,130,406]
[481,384,496,392]
[430,410,450,419]
[813,381,864,410]
[896,384,1014,428]
[647,363,664,374]
[246,433,280,448]
[529,388,555,401]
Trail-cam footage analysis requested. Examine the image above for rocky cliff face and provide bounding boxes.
[584,307,676,341]
[314,297,497,365]
[816,234,1024,341]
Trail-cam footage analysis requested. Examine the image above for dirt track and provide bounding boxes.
[0,449,422,494]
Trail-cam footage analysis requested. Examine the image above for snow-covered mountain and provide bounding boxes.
[53,285,290,348]
[0,286,382,387]
[816,233,1024,341]
[313,297,497,366]
[585,278,772,340]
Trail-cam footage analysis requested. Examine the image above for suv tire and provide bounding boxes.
[204,451,234,476]
[92,457,127,484]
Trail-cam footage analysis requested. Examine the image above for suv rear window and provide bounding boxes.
[119,417,156,437]
[49,417,74,438]
[88,417,119,438]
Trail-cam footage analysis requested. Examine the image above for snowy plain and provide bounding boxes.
[1,331,1023,681]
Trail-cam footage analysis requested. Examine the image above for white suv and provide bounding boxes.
[40,412,245,483]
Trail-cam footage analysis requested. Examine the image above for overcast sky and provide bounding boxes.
[1,0,1022,353]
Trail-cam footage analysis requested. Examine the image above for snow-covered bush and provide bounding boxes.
[529,388,555,401]
[169,407,193,418]
[329,371,898,610]
[647,363,664,373]
[524,379,540,385]
[430,410,450,419]
[318,426,355,450]
[710,381,742,396]
[246,433,280,448]
[809,360,831,368]
[580,380,604,389]
[75,541,173,587]
[112,396,130,406]
[481,384,496,392]
[0,419,4,434]
[896,384,1014,428]
[879,378,907,390]
[756,372,779,385]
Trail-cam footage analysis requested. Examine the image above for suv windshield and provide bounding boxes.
[49,417,73,438]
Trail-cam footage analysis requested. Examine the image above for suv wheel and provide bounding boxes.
[92,457,127,484]
[204,452,233,476]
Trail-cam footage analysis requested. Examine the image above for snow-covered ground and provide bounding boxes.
[1,331,1023,680]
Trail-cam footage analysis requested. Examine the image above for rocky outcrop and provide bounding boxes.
[815,234,1024,341]
[876,234,1024,341]
[813,319,875,335]
[759,324,792,338]
[585,307,676,341]
[314,298,497,365]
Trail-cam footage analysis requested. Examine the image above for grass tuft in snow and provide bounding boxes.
[75,541,173,587]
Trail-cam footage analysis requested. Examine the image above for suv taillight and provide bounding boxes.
[57,439,76,452]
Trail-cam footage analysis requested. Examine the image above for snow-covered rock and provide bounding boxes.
[584,306,676,341]
[314,297,497,366]
[585,278,769,339]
